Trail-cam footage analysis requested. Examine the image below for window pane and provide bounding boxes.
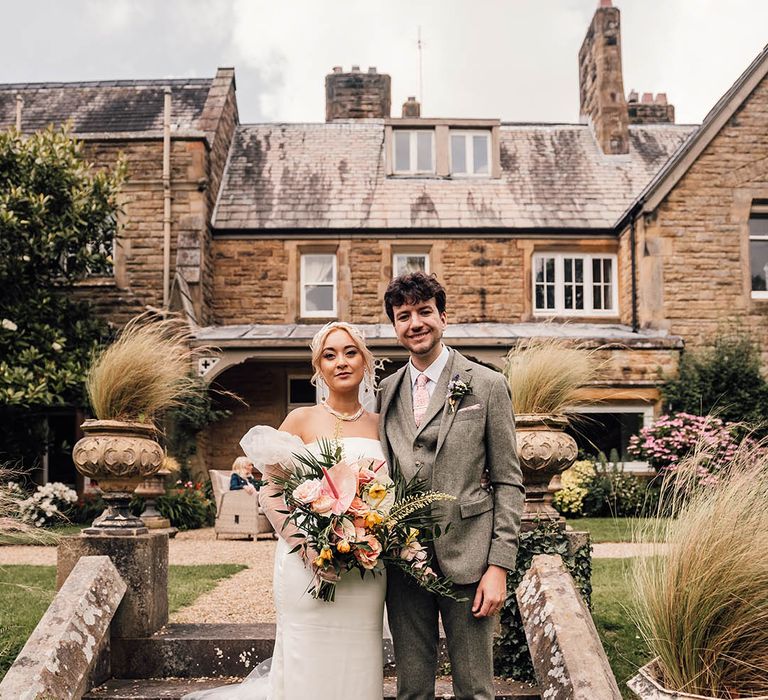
[566,412,644,462]
[592,258,602,283]
[564,259,573,283]
[593,284,602,310]
[749,215,768,236]
[394,131,410,171]
[750,239,768,291]
[395,254,426,275]
[545,257,555,282]
[535,257,545,283]
[535,285,545,309]
[289,378,316,404]
[451,134,466,173]
[472,134,489,174]
[546,284,555,308]
[575,259,584,282]
[604,285,612,310]
[304,284,334,312]
[303,254,334,284]
[603,258,612,282]
[416,132,432,172]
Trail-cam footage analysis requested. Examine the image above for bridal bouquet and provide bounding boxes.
[271,439,461,602]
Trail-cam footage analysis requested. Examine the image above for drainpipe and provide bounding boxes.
[162,87,172,309]
[629,203,641,333]
[15,94,22,131]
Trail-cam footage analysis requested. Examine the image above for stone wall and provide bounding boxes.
[325,67,391,121]
[211,236,626,325]
[631,71,768,356]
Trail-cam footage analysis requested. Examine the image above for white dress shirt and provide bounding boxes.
[408,345,450,400]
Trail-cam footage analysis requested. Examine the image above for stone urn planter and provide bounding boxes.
[72,419,164,536]
[134,467,172,529]
[515,413,578,530]
[628,658,768,699]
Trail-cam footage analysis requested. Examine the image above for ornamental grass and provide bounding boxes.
[86,313,203,426]
[502,336,597,415]
[632,435,768,697]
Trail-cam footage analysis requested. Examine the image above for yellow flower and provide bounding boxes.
[405,527,419,545]
[365,511,383,528]
[313,556,325,568]
[368,483,387,501]
[320,546,333,561]
[336,539,351,553]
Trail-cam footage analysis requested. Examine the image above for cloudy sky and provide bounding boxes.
[3,0,767,125]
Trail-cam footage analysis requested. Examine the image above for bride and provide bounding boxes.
[184,322,387,700]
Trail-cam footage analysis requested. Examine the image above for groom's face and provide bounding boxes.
[391,298,447,358]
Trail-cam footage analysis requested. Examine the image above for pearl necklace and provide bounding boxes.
[321,401,365,422]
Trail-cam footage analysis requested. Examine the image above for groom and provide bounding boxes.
[378,272,525,700]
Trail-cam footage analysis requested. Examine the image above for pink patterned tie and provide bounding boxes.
[413,374,430,427]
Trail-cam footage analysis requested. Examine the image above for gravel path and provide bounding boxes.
[0,529,662,624]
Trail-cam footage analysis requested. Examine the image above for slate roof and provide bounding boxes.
[213,121,697,231]
[0,78,213,134]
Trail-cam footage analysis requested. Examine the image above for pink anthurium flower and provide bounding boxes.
[320,460,357,516]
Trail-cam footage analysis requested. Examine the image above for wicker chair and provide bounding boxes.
[209,469,273,540]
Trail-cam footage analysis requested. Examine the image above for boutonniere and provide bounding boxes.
[446,374,472,413]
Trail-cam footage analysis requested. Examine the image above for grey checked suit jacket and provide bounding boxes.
[378,348,525,585]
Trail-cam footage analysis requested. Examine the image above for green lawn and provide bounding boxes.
[566,517,667,543]
[591,558,650,698]
[0,563,246,681]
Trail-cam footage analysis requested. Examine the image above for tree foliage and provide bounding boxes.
[662,329,768,430]
[0,127,124,463]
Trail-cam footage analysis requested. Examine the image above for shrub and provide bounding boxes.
[494,522,592,681]
[627,412,740,479]
[15,481,77,527]
[633,437,768,695]
[68,492,106,525]
[554,458,657,518]
[663,329,768,430]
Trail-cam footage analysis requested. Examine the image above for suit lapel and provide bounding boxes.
[379,364,409,422]
[415,350,456,438]
[435,351,473,456]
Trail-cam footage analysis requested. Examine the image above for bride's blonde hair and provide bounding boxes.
[310,322,376,395]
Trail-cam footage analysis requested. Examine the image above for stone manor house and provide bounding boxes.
[2,1,768,486]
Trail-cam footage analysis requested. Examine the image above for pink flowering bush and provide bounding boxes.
[628,413,741,480]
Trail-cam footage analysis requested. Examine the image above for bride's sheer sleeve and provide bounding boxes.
[239,426,308,552]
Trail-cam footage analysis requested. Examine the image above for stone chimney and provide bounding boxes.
[578,0,629,154]
[627,90,675,124]
[325,66,391,121]
[402,96,421,118]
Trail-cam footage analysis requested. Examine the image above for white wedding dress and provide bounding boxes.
[184,429,387,700]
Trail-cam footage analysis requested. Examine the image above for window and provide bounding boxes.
[749,208,768,298]
[393,252,430,276]
[566,403,654,472]
[300,253,336,317]
[393,130,434,174]
[450,130,490,176]
[287,376,317,410]
[533,253,618,315]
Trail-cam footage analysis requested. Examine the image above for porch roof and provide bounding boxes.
[191,322,683,350]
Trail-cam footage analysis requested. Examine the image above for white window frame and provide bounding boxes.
[749,206,768,299]
[532,252,619,316]
[449,130,491,177]
[392,251,430,277]
[566,403,654,473]
[300,253,337,318]
[392,129,435,175]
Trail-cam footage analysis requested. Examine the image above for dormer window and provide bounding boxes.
[450,130,490,176]
[393,129,434,175]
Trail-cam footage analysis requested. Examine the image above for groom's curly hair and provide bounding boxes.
[384,272,447,322]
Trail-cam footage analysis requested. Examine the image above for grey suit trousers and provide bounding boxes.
[386,564,495,700]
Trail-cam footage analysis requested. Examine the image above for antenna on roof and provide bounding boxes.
[417,26,424,105]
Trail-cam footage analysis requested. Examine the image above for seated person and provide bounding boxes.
[229,456,262,495]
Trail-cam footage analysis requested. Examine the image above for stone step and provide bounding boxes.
[85,677,540,699]
[111,623,448,679]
